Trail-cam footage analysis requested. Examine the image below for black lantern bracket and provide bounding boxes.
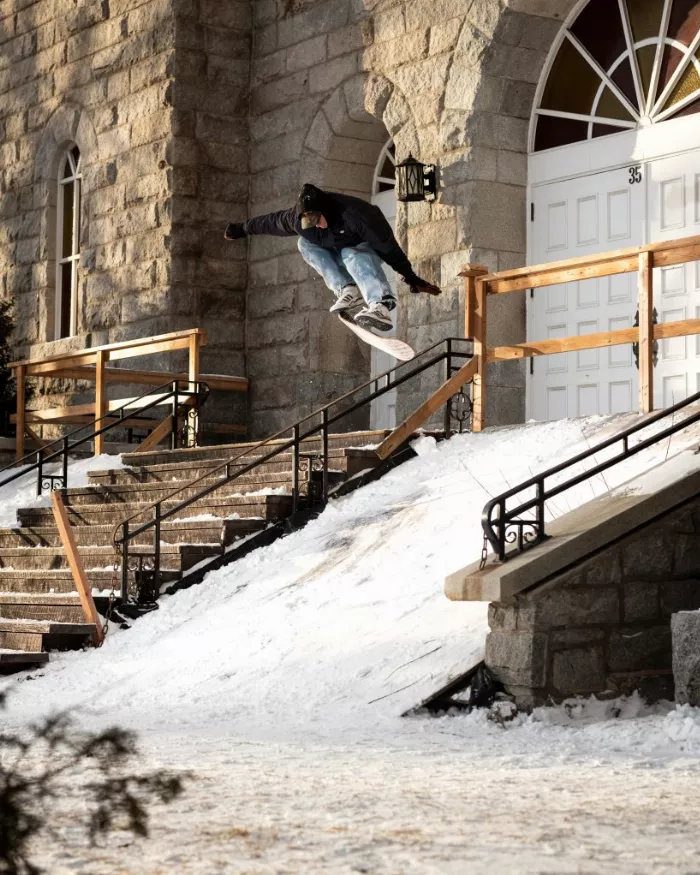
[396,153,438,203]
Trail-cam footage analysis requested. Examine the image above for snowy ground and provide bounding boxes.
[4,415,700,872]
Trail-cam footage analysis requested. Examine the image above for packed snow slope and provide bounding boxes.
[4,413,700,742]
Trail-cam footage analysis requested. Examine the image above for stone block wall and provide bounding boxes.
[246,0,570,433]
[170,0,251,396]
[486,500,700,707]
[0,0,250,427]
[0,0,176,357]
[0,0,580,437]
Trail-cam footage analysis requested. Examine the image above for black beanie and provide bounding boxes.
[298,183,328,214]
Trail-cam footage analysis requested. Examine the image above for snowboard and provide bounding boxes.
[338,312,415,362]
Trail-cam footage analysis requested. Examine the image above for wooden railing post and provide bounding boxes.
[51,489,103,646]
[638,250,654,414]
[459,264,489,339]
[94,350,106,456]
[15,365,25,462]
[187,332,201,447]
[375,358,478,460]
[472,276,488,432]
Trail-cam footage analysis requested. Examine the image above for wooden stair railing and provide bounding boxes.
[9,329,248,459]
[464,234,700,431]
[376,358,477,460]
[51,490,103,647]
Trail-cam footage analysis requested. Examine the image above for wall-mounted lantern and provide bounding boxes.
[396,154,437,203]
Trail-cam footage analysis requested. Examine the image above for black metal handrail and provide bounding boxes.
[113,337,475,600]
[0,380,209,497]
[482,387,700,562]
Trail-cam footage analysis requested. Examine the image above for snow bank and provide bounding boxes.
[0,454,125,528]
[4,413,700,756]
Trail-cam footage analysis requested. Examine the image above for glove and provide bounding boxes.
[403,273,442,296]
[224,222,247,240]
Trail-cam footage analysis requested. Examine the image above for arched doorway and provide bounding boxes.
[528,0,700,420]
[370,138,398,430]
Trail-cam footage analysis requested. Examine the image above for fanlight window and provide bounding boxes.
[373,139,396,195]
[533,0,700,151]
[56,146,81,339]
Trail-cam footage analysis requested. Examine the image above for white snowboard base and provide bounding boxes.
[338,313,415,362]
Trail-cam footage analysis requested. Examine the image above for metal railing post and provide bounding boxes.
[322,409,329,504]
[292,424,300,514]
[153,503,161,594]
[444,341,453,439]
[171,382,179,450]
[535,479,545,545]
[62,437,69,489]
[121,522,129,601]
[497,499,506,561]
[36,449,43,497]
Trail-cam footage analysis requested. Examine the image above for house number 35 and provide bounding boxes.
[629,166,642,184]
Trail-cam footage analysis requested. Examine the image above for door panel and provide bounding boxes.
[647,148,700,408]
[529,166,645,420]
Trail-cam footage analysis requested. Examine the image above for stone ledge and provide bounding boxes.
[445,448,700,602]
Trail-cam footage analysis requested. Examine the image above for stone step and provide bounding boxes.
[88,446,373,486]
[0,519,262,549]
[0,569,179,595]
[18,494,292,527]
[120,430,390,467]
[0,620,96,652]
[88,468,297,489]
[61,476,294,507]
[0,593,84,624]
[0,544,221,572]
[0,649,50,668]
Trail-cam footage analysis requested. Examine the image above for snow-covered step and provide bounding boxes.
[120,430,389,467]
[0,619,96,652]
[61,477,296,507]
[0,569,180,594]
[89,447,378,487]
[0,544,221,572]
[0,519,262,549]
[0,593,84,623]
[18,494,293,527]
[0,649,49,668]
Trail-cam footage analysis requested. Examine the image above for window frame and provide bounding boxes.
[531,0,700,153]
[55,146,82,340]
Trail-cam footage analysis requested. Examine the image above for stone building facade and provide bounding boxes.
[0,0,575,437]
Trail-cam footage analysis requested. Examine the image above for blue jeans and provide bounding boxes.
[297,238,393,306]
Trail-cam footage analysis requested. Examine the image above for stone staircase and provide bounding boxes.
[0,430,403,672]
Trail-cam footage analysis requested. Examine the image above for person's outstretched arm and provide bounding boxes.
[353,208,441,296]
[224,206,298,240]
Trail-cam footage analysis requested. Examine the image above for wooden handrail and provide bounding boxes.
[9,328,206,369]
[465,233,700,432]
[10,393,197,424]
[131,415,174,454]
[11,329,214,460]
[24,366,248,392]
[478,233,700,292]
[51,490,103,647]
[376,358,477,460]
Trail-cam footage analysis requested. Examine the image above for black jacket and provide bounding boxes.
[242,190,414,280]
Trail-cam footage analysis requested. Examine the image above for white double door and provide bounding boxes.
[529,147,700,420]
[369,188,397,430]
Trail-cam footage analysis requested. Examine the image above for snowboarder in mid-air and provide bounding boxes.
[224,183,441,333]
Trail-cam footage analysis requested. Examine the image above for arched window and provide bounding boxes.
[533,0,700,151]
[56,146,81,339]
[372,139,396,195]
